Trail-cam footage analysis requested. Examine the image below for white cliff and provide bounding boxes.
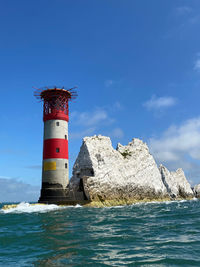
[159,165,194,198]
[69,135,168,202]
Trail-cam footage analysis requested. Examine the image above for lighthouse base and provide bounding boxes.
[38,182,90,205]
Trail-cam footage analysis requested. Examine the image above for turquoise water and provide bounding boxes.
[0,200,200,266]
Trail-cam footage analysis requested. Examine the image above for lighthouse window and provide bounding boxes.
[65,135,67,139]
[56,122,59,126]
[56,148,60,153]
[65,163,68,169]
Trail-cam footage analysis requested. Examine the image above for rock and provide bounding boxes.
[193,184,200,198]
[69,135,169,203]
[159,165,194,199]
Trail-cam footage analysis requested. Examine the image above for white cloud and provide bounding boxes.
[175,6,192,15]
[110,128,124,139]
[150,117,200,161]
[0,178,40,202]
[105,80,114,87]
[112,101,123,111]
[71,109,114,127]
[194,58,200,72]
[143,95,177,110]
[188,15,200,25]
[149,117,200,184]
[70,105,122,140]
[164,7,198,40]
[69,127,96,140]
[0,175,12,179]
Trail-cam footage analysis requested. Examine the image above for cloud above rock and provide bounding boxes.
[70,105,123,140]
[149,117,200,184]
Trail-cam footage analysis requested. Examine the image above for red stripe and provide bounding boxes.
[43,113,69,122]
[43,139,68,159]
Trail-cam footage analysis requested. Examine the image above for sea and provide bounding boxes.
[0,199,200,267]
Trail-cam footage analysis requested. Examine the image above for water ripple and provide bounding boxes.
[0,200,200,266]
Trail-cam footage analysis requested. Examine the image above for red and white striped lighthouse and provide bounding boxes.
[35,86,77,204]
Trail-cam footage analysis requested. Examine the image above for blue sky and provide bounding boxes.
[1,0,200,202]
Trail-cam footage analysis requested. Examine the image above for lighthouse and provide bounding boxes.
[34,86,77,204]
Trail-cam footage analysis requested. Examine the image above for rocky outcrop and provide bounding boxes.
[69,135,169,203]
[159,165,194,199]
[68,135,194,205]
[193,184,200,198]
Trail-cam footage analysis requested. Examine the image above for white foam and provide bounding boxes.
[192,197,198,201]
[104,205,126,209]
[1,202,70,214]
[131,199,197,207]
[75,204,82,208]
[179,200,187,203]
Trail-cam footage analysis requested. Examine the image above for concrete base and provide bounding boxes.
[38,182,90,205]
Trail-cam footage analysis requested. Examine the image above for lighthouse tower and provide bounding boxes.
[34,86,77,204]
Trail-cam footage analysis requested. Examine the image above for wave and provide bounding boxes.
[102,198,199,209]
[1,198,198,213]
[0,202,70,214]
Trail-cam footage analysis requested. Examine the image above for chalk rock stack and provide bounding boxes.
[69,135,194,204]
[159,165,194,199]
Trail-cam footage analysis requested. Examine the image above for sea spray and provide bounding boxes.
[1,202,68,213]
